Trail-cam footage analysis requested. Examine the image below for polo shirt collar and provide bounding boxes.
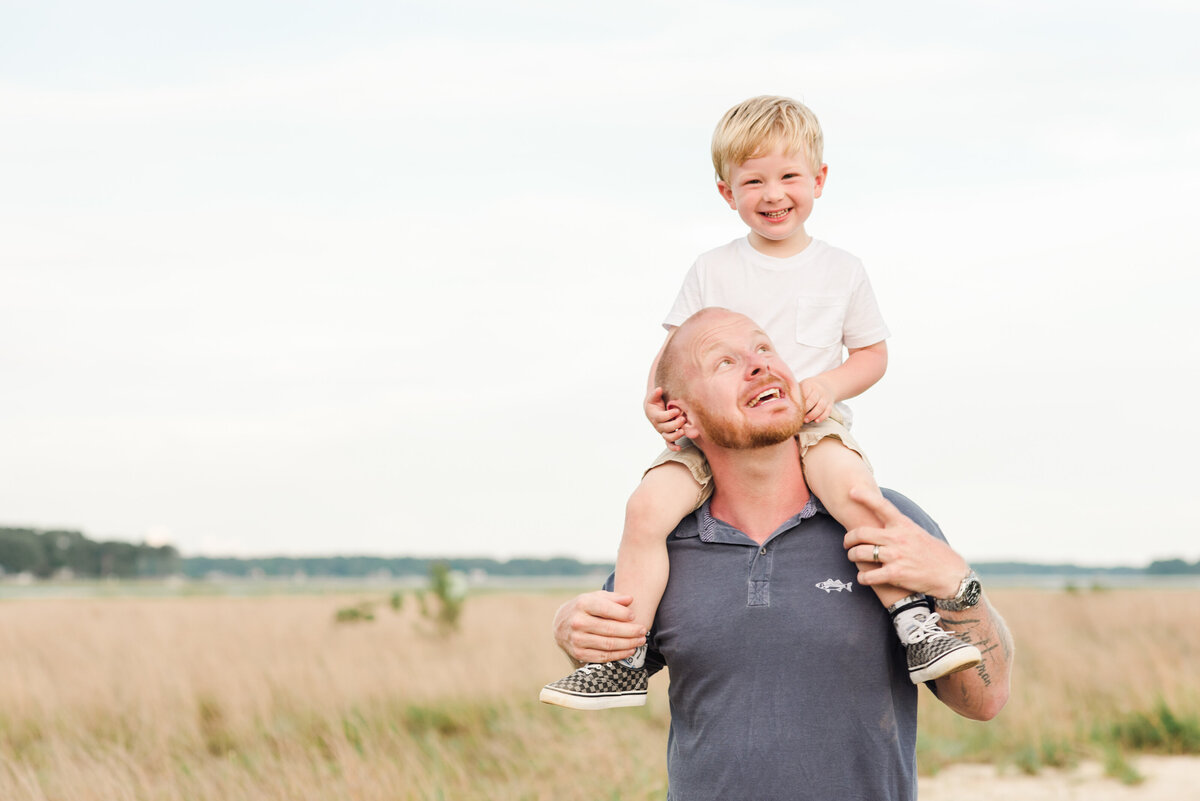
[680,496,822,546]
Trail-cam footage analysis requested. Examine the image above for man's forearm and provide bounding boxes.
[932,596,1013,720]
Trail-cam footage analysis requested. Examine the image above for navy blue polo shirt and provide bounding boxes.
[639,489,945,801]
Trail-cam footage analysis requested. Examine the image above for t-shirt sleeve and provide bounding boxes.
[662,261,705,330]
[880,489,948,546]
[842,267,891,349]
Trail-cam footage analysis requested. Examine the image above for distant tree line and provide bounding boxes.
[1146,558,1200,575]
[973,561,1142,576]
[975,560,1200,576]
[181,554,612,579]
[5,524,1197,580]
[0,527,181,579]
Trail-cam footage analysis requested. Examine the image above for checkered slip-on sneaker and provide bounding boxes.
[904,611,983,684]
[539,661,648,710]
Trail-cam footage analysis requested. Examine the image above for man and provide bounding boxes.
[550,308,1012,800]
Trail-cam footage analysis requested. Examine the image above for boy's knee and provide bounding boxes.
[627,463,703,524]
[643,459,698,489]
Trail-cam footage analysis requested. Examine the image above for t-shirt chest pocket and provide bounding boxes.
[795,296,846,348]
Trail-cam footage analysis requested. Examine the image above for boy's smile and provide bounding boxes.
[717,145,827,258]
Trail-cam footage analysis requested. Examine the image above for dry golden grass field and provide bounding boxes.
[0,587,1197,800]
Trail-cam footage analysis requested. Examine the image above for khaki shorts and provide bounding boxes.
[644,411,871,511]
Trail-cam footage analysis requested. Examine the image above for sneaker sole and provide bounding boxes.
[539,686,647,710]
[909,644,983,684]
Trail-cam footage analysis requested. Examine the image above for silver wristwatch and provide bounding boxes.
[934,570,982,612]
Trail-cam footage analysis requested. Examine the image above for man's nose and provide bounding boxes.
[746,351,771,376]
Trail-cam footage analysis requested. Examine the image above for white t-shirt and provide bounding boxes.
[663,237,890,426]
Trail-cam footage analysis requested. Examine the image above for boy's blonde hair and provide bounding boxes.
[711,95,824,183]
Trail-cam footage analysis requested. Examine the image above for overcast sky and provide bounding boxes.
[2,1,1197,566]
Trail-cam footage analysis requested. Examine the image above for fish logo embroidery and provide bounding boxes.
[815,578,853,593]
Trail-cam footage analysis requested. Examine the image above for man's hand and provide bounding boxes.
[842,488,969,600]
[553,591,647,666]
[798,377,834,424]
[644,386,688,451]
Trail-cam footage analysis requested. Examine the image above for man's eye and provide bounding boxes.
[757,344,771,353]
[717,358,733,368]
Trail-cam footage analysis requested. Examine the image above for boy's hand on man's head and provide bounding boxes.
[798,377,834,423]
[644,386,688,451]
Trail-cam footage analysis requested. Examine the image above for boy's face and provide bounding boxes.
[717,145,827,257]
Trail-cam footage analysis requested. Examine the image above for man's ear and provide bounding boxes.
[669,400,701,440]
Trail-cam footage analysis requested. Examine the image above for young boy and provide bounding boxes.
[540,96,980,710]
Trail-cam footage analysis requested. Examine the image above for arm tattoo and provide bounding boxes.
[939,602,1012,689]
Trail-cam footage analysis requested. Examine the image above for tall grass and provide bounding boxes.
[0,588,1196,799]
[918,588,1200,778]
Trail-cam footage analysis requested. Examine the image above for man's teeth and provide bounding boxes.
[749,388,781,407]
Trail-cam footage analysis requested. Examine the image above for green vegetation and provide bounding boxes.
[333,602,376,623]
[4,524,1197,587]
[0,527,179,579]
[917,698,1200,779]
[423,562,467,632]
[1107,702,1200,754]
[1146,558,1200,575]
[0,589,1197,799]
[336,564,467,630]
[1,526,613,583]
[182,554,611,579]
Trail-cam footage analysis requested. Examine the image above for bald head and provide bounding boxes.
[655,308,806,451]
[656,307,745,403]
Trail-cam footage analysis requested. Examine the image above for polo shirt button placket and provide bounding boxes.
[748,542,772,607]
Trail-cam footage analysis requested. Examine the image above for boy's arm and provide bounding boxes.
[799,340,888,424]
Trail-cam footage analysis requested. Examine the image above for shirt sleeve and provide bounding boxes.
[662,260,705,330]
[842,267,891,349]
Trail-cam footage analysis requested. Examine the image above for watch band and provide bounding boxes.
[935,570,981,611]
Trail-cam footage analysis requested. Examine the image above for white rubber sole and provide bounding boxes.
[909,643,983,684]
[538,687,648,710]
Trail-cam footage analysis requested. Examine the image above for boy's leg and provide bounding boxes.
[613,461,700,636]
[802,438,906,606]
[540,461,702,710]
[803,436,981,684]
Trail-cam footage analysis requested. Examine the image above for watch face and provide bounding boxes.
[961,577,982,608]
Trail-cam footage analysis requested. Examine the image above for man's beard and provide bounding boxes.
[693,403,805,450]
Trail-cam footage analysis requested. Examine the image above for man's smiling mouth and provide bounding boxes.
[748,388,782,407]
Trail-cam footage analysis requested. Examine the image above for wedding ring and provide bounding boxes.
[872,544,881,563]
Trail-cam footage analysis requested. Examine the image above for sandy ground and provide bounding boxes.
[918,756,1200,800]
